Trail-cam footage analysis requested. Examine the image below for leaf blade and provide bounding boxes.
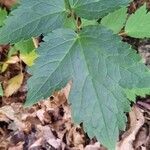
[0,0,67,44]
[73,0,130,19]
[101,7,128,33]
[0,8,7,27]
[26,26,150,149]
[5,73,24,97]
[125,4,150,38]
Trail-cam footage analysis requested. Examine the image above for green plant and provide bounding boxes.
[0,1,150,149]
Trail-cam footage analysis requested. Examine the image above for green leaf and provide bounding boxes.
[125,4,150,38]
[0,8,7,27]
[72,0,130,19]
[14,38,35,54]
[82,19,98,27]
[26,26,150,149]
[101,7,128,33]
[0,83,3,96]
[0,0,68,44]
[63,17,76,30]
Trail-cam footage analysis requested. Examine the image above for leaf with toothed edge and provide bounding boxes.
[0,0,69,44]
[72,0,131,19]
[25,25,150,149]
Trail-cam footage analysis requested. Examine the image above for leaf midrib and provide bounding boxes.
[77,37,112,144]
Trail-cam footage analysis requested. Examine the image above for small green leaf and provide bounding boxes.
[26,26,150,149]
[82,19,98,27]
[72,0,130,19]
[125,4,150,38]
[101,7,128,33]
[0,8,7,27]
[14,38,35,54]
[0,83,3,96]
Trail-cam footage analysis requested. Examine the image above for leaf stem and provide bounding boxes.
[118,32,127,36]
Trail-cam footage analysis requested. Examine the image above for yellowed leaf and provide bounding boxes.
[20,50,38,66]
[1,63,8,73]
[4,73,24,97]
[5,55,20,64]
[1,56,20,73]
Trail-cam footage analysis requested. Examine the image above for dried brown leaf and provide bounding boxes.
[117,105,145,150]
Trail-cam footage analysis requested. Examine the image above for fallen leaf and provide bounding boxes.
[84,142,102,150]
[1,63,9,72]
[5,56,20,64]
[117,105,145,150]
[38,125,62,149]
[4,73,24,97]
[133,126,148,149]
[36,109,45,124]
[8,142,24,150]
[0,112,10,122]
[0,105,15,120]
[66,125,85,149]
[50,91,67,108]
[29,138,43,149]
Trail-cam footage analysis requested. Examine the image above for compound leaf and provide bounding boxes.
[72,0,130,19]
[125,4,150,38]
[101,7,128,33]
[26,25,150,149]
[0,0,68,44]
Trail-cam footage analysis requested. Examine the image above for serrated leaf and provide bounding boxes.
[26,26,150,149]
[20,50,38,66]
[101,7,128,33]
[125,4,150,38]
[0,0,68,44]
[72,0,130,19]
[15,38,35,54]
[0,83,3,96]
[0,8,7,27]
[5,73,24,97]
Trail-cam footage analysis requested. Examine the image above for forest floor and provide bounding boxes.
[0,0,150,150]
